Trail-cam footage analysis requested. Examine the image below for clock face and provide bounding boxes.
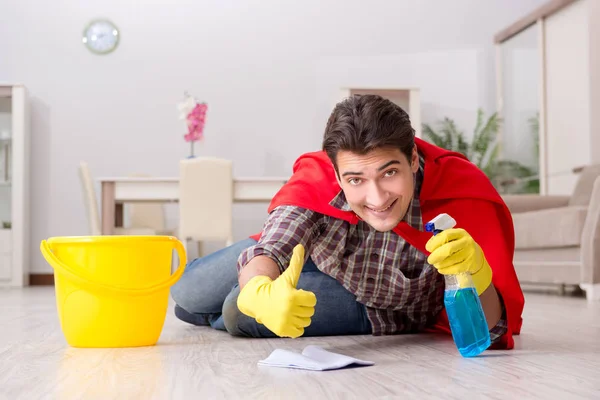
[82,19,119,54]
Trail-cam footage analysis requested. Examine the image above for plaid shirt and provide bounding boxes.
[238,155,507,340]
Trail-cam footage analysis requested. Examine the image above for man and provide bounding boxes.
[171,94,524,350]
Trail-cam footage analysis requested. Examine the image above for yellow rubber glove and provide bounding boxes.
[425,228,492,295]
[237,244,317,338]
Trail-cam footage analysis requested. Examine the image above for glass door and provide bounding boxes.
[498,23,541,194]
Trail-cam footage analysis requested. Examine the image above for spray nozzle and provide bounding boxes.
[425,213,457,235]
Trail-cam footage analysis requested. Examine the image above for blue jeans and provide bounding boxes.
[170,238,372,337]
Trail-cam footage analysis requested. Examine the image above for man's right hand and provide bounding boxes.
[236,244,317,338]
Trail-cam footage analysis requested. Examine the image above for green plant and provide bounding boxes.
[422,109,500,175]
[422,109,539,194]
[489,160,539,194]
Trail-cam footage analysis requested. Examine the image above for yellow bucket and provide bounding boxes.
[40,235,186,348]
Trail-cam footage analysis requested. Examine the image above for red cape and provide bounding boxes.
[251,138,524,349]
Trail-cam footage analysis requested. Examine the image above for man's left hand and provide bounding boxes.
[425,228,492,295]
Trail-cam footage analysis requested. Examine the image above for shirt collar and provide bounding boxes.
[329,190,353,211]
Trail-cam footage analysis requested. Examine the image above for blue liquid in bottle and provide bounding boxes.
[443,273,491,357]
[425,214,490,357]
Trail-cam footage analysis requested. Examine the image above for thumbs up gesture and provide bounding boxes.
[237,244,317,338]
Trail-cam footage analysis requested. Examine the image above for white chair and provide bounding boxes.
[78,161,156,236]
[179,157,234,257]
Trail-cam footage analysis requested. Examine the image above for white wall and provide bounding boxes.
[314,50,482,144]
[0,0,547,273]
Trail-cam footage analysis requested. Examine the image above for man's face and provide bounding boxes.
[335,146,419,232]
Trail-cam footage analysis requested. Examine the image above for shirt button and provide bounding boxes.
[370,253,379,260]
[367,277,376,285]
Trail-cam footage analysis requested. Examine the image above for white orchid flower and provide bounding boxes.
[177,95,197,119]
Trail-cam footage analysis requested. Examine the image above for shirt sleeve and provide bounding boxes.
[237,205,323,274]
[489,292,508,344]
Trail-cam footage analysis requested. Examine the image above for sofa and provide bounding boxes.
[501,164,600,302]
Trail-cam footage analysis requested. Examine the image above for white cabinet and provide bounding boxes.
[0,84,30,287]
[0,229,11,280]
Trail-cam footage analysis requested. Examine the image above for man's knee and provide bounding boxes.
[170,238,256,314]
[170,257,230,314]
[222,286,247,336]
[170,270,194,311]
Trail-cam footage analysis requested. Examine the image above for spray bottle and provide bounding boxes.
[425,213,491,357]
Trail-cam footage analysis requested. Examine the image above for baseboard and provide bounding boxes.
[29,274,54,285]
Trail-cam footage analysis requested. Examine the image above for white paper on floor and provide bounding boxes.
[258,345,374,371]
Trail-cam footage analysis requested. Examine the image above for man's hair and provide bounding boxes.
[322,94,415,172]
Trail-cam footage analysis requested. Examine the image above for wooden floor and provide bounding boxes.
[1,287,599,399]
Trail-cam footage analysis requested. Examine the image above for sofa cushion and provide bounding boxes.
[513,206,587,249]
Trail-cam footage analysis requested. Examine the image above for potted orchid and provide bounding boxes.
[177,92,208,158]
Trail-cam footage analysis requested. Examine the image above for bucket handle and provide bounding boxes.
[40,239,187,297]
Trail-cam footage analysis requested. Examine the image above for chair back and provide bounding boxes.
[179,157,233,243]
[78,161,101,236]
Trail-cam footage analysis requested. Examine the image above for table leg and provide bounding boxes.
[115,203,124,228]
[101,182,115,235]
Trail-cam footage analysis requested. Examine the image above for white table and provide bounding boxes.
[98,177,287,235]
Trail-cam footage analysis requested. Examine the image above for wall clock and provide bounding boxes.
[82,19,120,55]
